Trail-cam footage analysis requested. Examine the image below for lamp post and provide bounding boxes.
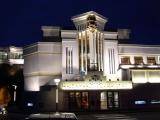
[12,85,17,102]
[54,78,60,112]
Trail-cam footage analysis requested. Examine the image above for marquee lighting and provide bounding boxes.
[60,81,132,90]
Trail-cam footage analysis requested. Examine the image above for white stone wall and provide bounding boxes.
[61,31,79,80]
[118,45,160,65]
[24,42,62,91]
[103,40,119,81]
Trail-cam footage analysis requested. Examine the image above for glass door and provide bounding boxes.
[107,91,119,109]
[68,92,89,111]
[100,92,107,110]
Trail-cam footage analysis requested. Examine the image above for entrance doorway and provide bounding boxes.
[100,91,119,110]
[68,91,119,111]
[107,91,119,109]
[68,92,88,111]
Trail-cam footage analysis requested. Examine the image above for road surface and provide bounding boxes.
[77,112,160,120]
[5,111,160,120]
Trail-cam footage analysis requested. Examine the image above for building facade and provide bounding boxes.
[24,11,160,112]
[0,46,23,65]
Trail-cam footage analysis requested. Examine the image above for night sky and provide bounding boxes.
[0,0,160,47]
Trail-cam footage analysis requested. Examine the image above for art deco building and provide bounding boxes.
[23,11,160,111]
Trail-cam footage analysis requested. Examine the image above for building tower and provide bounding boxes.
[72,11,107,75]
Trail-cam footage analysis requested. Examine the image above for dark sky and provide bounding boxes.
[0,0,160,47]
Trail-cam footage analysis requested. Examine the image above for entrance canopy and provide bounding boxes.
[132,69,160,83]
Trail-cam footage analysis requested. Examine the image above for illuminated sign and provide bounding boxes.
[60,81,132,90]
[135,100,146,105]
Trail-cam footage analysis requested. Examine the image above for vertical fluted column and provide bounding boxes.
[85,30,88,74]
[97,31,100,71]
[100,33,104,71]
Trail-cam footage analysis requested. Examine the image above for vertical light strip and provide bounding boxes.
[113,49,115,74]
[112,48,115,74]
[78,25,81,72]
[69,48,71,73]
[85,30,88,74]
[81,31,84,72]
[66,47,68,74]
[101,33,103,71]
[94,32,97,67]
[108,49,111,74]
[111,49,113,74]
[97,31,100,71]
[66,47,67,73]
[66,47,73,74]
[68,48,70,73]
[70,48,73,74]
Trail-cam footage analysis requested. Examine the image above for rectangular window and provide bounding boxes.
[147,57,156,65]
[134,56,143,64]
[121,56,130,64]
[66,47,73,74]
[0,52,8,60]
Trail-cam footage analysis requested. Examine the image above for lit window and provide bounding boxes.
[147,57,156,65]
[134,56,143,64]
[0,52,7,60]
[121,57,130,64]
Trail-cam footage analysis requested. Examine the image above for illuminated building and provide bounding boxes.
[0,46,23,65]
[24,11,160,111]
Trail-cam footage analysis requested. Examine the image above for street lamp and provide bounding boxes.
[12,85,17,102]
[54,78,60,112]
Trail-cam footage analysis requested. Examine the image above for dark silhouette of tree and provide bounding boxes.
[0,63,24,107]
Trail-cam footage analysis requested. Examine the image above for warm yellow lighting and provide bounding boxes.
[120,65,134,69]
[60,81,132,90]
[132,70,160,83]
[132,70,147,83]
[10,47,17,52]
[148,71,160,83]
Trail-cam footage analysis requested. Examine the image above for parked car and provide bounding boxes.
[25,112,78,120]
